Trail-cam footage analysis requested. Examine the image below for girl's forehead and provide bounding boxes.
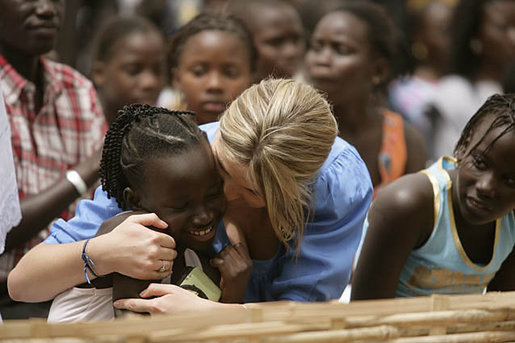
[468,116,513,152]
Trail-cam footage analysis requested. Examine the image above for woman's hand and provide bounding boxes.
[210,243,252,303]
[113,283,224,315]
[89,213,177,280]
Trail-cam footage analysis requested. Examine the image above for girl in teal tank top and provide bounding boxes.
[352,93,515,300]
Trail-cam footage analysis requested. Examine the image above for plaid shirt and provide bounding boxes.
[0,55,107,281]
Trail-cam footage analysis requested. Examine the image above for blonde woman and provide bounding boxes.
[9,79,373,310]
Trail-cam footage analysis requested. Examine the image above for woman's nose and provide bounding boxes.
[223,179,242,202]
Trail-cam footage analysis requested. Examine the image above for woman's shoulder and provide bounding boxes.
[313,137,373,207]
[199,121,220,143]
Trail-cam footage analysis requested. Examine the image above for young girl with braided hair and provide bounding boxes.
[352,93,515,300]
[159,12,256,125]
[47,104,251,322]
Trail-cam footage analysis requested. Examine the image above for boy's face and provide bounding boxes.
[0,0,64,56]
[455,118,515,225]
[305,11,379,107]
[251,5,305,81]
[127,141,226,252]
[93,32,167,125]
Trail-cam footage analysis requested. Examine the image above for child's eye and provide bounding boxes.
[123,64,142,76]
[191,66,206,77]
[224,67,240,78]
[169,202,188,211]
[266,37,284,47]
[334,44,352,55]
[471,154,487,170]
[309,41,322,52]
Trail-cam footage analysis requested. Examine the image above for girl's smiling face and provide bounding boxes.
[172,30,253,125]
[127,141,226,252]
[455,118,515,225]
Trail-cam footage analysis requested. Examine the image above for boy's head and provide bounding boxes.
[453,93,515,225]
[0,0,64,57]
[100,104,226,251]
[227,0,306,82]
[91,16,167,125]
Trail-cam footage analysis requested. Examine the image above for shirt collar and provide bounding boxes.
[0,54,64,107]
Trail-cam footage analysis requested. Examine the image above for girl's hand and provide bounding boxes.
[113,283,222,315]
[89,213,177,280]
[210,243,252,303]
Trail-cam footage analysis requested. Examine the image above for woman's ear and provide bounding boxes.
[91,61,107,88]
[372,57,389,86]
[123,187,143,210]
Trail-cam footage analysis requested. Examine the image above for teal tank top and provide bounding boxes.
[396,157,515,297]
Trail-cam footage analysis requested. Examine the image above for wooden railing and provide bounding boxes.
[1,291,515,342]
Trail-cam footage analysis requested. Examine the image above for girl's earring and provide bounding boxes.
[470,39,483,55]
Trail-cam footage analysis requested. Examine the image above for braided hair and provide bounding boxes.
[100,104,205,209]
[454,93,515,160]
[168,12,257,73]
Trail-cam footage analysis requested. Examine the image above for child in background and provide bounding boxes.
[226,0,306,82]
[352,93,515,300]
[91,16,167,125]
[160,13,255,124]
[48,104,251,322]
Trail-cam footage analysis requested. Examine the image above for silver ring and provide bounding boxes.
[159,261,166,273]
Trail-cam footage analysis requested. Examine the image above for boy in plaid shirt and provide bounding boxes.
[0,0,107,319]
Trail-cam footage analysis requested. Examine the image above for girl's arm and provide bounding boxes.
[351,173,434,300]
[210,243,252,303]
[7,213,176,302]
[487,247,515,292]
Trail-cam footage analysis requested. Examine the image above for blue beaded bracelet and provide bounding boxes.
[81,239,99,284]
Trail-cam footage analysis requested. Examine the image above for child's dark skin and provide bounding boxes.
[81,143,252,316]
[352,108,515,300]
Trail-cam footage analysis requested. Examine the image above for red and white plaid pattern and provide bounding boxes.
[0,55,107,281]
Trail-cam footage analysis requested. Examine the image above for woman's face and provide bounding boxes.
[173,30,253,125]
[211,132,266,209]
[305,11,379,107]
[478,0,515,70]
[92,31,167,124]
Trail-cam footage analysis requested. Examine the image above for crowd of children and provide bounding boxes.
[0,0,513,323]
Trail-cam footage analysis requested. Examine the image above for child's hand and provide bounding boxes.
[90,213,177,280]
[210,243,252,303]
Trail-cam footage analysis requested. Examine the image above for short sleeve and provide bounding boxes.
[268,139,373,301]
[45,186,122,244]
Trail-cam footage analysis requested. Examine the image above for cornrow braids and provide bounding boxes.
[454,93,515,160]
[100,104,203,209]
[168,12,257,73]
